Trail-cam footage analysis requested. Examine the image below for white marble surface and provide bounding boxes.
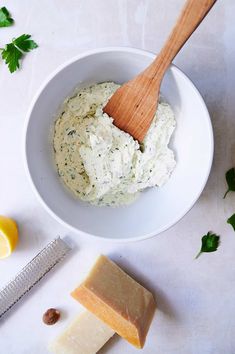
[0,0,235,353]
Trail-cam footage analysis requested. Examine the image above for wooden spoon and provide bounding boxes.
[103,0,217,142]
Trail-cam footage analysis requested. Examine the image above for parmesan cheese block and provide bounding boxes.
[71,255,156,348]
[49,311,115,354]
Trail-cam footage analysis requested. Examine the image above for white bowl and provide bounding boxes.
[24,47,213,242]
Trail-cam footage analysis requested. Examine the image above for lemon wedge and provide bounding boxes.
[0,216,18,259]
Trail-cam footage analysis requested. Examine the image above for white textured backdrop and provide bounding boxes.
[0,1,235,353]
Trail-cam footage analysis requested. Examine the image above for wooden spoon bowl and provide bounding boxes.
[104,0,217,142]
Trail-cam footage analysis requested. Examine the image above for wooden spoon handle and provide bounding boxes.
[147,0,217,79]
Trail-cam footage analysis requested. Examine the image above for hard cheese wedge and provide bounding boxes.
[71,255,156,348]
[49,311,115,354]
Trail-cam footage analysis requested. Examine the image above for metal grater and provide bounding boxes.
[0,237,71,319]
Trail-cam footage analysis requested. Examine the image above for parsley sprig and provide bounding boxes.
[0,7,38,73]
[0,6,13,27]
[224,168,235,199]
[1,34,38,72]
[195,232,220,259]
[227,214,235,231]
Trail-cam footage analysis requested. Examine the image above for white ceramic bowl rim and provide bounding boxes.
[24,46,214,243]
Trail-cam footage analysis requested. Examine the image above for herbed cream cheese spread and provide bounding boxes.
[53,82,176,207]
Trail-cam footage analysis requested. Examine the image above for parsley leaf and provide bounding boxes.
[195,232,220,259]
[13,34,38,52]
[1,43,22,73]
[224,168,235,199]
[0,7,14,27]
[1,34,38,73]
[227,214,235,231]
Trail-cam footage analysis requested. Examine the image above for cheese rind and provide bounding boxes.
[49,311,115,354]
[71,255,156,348]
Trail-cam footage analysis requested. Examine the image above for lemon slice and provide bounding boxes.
[0,216,18,259]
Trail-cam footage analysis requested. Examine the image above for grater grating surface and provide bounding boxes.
[0,237,71,319]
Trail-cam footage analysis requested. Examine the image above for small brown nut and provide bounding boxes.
[43,308,60,325]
